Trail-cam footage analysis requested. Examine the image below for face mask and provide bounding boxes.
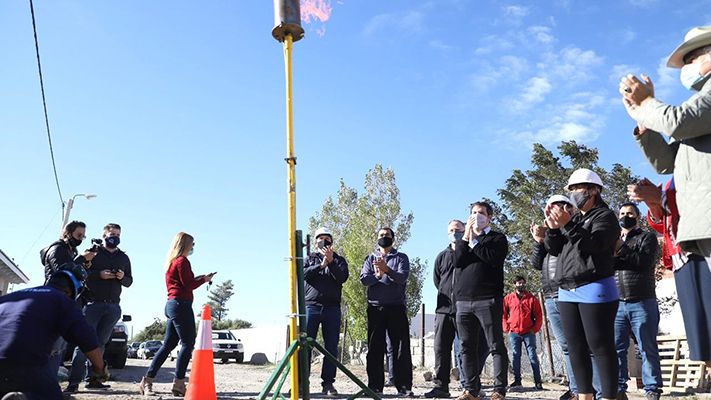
[68,236,83,248]
[317,239,332,250]
[188,249,194,256]
[515,285,526,292]
[448,231,464,243]
[377,237,394,248]
[105,236,120,248]
[569,191,591,209]
[681,54,711,91]
[473,213,489,230]
[619,216,637,229]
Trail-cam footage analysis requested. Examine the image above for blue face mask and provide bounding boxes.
[681,54,711,91]
[448,231,464,243]
[188,249,194,256]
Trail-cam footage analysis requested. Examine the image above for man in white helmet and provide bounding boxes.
[303,227,349,396]
[620,25,711,269]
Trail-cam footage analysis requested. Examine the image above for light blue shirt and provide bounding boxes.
[558,276,619,303]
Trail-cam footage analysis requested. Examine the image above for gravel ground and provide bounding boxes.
[60,358,693,400]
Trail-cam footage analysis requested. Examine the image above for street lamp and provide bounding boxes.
[59,194,97,237]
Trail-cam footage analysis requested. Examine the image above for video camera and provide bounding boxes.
[88,238,103,253]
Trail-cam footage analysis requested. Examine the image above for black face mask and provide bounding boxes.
[317,239,332,250]
[570,191,591,209]
[105,236,120,248]
[68,236,83,248]
[515,285,526,293]
[377,237,394,248]
[619,216,637,229]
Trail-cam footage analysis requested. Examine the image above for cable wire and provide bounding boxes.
[29,0,64,208]
[19,206,63,267]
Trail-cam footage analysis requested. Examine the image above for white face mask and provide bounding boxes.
[473,213,489,230]
[680,54,711,91]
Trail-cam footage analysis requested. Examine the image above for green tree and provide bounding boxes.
[495,141,641,294]
[206,280,234,322]
[309,164,425,342]
[133,318,167,342]
[212,318,252,330]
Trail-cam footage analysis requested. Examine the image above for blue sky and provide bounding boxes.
[1,0,708,335]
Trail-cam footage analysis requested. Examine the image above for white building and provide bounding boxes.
[0,248,29,296]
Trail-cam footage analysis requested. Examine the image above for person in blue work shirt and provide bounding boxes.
[303,227,349,396]
[0,264,108,400]
[360,227,414,397]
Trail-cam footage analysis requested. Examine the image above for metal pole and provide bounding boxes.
[60,197,74,237]
[340,306,348,363]
[283,33,300,400]
[421,303,425,368]
[295,230,309,399]
[539,292,555,377]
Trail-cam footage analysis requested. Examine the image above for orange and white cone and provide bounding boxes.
[185,305,217,400]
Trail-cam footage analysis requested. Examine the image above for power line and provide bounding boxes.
[19,206,63,267]
[29,0,64,208]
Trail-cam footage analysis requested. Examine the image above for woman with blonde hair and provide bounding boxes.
[139,232,215,396]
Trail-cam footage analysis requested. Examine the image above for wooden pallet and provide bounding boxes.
[657,335,708,392]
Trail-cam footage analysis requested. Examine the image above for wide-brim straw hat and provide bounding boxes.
[667,26,711,68]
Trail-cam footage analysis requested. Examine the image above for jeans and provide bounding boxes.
[456,298,508,395]
[509,332,542,384]
[614,299,663,394]
[546,298,602,397]
[366,304,413,391]
[47,336,66,378]
[306,305,341,387]
[147,298,196,380]
[0,362,63,400]
[68,301,122,385]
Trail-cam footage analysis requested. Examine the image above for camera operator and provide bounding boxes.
[0,263,109,400]
[65,223,132,394]
[41,220,97,281]
[40,220,98,379]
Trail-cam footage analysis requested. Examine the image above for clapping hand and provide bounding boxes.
[374,256,389,277]
[620,74,655,106]
[319,245,334,268]
[544,203,571,229]
[529,222,547,243]
[627,178,662,206]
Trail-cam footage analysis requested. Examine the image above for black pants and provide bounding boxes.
[559,301,619,399]
[456,298,508,395]
[434,313,490,390]
[366,304,413,391]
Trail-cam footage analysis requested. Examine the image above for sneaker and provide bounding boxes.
[386,380,397,387]
[84,381,111,389]
[1,393,29,400]
[398,389,415,397]
[454,390,479,400]
[508,380,522,389]
[535,383,545,391]
[425,388,451,398]
[63,384,79,394]
[616,392,628,400]
[559,390,575,400]
[490,392,505,400]
[645,392,661,400]
[323,385,339,396]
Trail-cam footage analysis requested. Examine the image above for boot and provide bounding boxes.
[139,376,156,396]
[172,378,187,396]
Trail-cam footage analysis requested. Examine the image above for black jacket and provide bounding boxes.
[614,228,659,301]
[531,241,560,299]
[453,230,509,301]
[40,240,87,282]
[85,246,133,303]
[433,246,457,314]
[304,252,349,307]
[545,205,620,290]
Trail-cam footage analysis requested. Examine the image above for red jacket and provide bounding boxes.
[503,291,542,335]
[166,256,206,301]
[647,179,686,271]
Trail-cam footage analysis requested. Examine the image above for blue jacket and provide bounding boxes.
[304,251,349,306]
[360,249,410,306]
[0,286,100,366]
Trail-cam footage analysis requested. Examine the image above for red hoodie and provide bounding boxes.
[503,291,542,335]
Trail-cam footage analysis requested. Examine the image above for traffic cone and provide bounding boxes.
[185,305,217,400]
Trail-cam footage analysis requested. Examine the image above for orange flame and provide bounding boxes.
[301,0,332,37]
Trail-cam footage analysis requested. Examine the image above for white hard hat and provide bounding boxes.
[567,168,604,190]
[314,227,333,239]
[546,195,574,208]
